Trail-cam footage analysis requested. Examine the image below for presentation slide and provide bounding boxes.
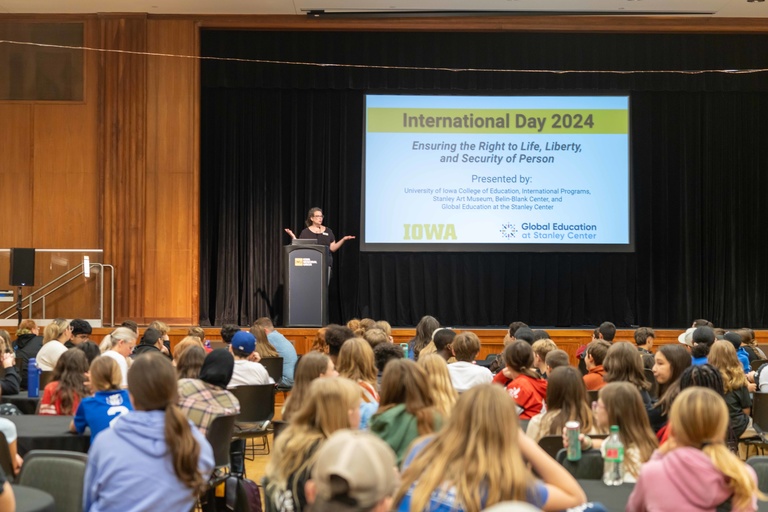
[361,94,632,252]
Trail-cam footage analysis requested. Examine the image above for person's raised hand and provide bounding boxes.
[284,228,297,239]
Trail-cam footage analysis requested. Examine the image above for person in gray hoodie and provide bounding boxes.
[627,387,760,512]
[83,352,214,512]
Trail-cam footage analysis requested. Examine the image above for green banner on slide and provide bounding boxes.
[368,108,628,134]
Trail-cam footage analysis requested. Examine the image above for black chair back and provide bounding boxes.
[230,384,275,424]
[18,450,89,512]
[586,389,599,405]
[556,448,604,479]
[206,414,238,469]
[0,432,14,480]
[260,357,283,385]
[538,435,564,459]
[747,456,768,494]
[752,392,768,434]
[751,359,768,372]
[644,368,659,399]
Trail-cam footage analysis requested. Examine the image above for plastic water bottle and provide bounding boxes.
[602,425,625,486]
[28,357,41,398]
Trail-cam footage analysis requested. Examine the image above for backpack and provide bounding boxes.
[224,474,262,512]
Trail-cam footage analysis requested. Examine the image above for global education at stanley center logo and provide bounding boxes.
[500,223,518,239]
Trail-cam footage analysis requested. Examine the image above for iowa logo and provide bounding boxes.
[403,224,457,240]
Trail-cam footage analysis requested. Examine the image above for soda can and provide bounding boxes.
[565,420,581,461]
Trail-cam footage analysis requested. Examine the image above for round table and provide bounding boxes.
[12,484,55,512]
[0,391,41,415]
[5,416,89,455]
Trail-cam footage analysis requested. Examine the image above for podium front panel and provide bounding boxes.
[284,245,328,327]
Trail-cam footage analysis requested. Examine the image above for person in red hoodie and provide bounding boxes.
[627,386,762,511]
[499,341,547,420]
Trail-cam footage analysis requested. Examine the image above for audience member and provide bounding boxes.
[395,385,587,511]
[177,349,240,436]
[603,341,653,408]
[597,321,617,342]
[634,327,656,370]
[513,328,535,346]
[176,345,206,379]
[447,332,493,392]
[532,329,550,342]
[0,417,22,476]
[497,342,547,421]
[572,382,658,483]
[690,326,716,365]
[311,327,328,353]
[627,387,761,511]
[13,319,43,390]
[255,317,299,387]
[738,327,766,362]
[0,330,20,395]
[531,339,557,378]
[227,331,272,388]
[363,329,389,350]
[102,327,137,388]
[67,319,93,348]
[39,348,90,415]
[504,321,529,346]
[708,340,754,439]
[417,354,458,418]
[545,349,570,374]
[348,318,377,338]
[250,323,279,358]
[187,326,206,343]
[375,320,394,342]
[147,320,172,356]
[526,366,595,442]
[417,327,453,361]
[84,352,214,511]
[408,316,440,361]
[36,318,72,371]
[173,336,206,368]
[220,324,240,344]
[120,319,139,334]
[373,343,405,387]
[337,337,381,428]
[325,324,355,364]
[724,331,751,373]
[131,327,165,357]
[692,318,715,328]
[370,359,442,464]
[283,352,338,423]
[582,340,610,391]
[76,340,101,364]
[264,378,362,512]
[71,356,132,440]
[304,430,399,512]
[647,344,691,433]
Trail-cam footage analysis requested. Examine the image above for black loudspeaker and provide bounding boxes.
[9,248,35,286]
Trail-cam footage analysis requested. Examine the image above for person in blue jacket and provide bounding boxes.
[70,355,133,441]
[83,352,214,512]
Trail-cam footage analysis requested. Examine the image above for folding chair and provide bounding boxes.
[259,357,284,386]
[230,384,275,458]
[17,450,88,512]
[556,448,604,480]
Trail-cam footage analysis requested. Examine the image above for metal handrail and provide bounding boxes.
[0,263,115,326]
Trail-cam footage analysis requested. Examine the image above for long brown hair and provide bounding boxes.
[89,356,122,391]
[266,378,360,501]
[708,340,749,393]
[539,366,594,437]
[395,385,535,512]
[411,315,440,360]
[377,359,438,435]
[598,382,658,477]
[336,337,378,390]
[176,345,206,379]
[128,353,206,496]
[665,387,763,510]
[502,341,542,380]
[283,352,331,422]
[603,341,651,391]
[653,344,692,415]
[250,324,278,358]
[50,349,90,414]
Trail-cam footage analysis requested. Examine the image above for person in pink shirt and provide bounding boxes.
[627,387,762,511]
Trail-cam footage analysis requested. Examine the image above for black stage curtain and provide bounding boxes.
[200,30,768,328]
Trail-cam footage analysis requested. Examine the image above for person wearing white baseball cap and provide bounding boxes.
[304,429,399,512]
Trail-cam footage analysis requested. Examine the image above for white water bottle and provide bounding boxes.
[602,425,625,486]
